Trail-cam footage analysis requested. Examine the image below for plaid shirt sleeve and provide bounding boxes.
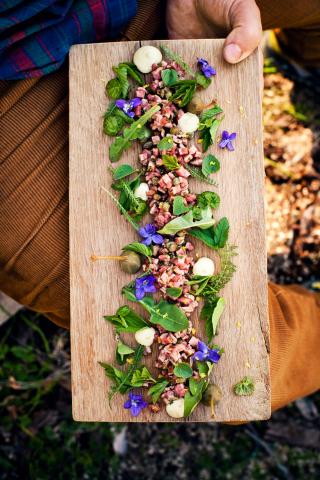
[0,0,137,80]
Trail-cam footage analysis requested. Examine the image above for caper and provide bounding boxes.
[167,242,177,252]
[143,141,153,149]
[120,251,141,274]
[202,384,222,418]
[173,178,180,185]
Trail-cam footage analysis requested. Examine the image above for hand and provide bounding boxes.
[166,0,262,64]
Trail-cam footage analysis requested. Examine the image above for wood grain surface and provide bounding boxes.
[69,39,270,422]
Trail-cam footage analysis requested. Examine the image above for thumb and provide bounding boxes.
[223,0,262,64]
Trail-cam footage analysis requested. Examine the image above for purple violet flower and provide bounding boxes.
[192,341,221,363]
[138,223,164,246]
[218,130,237,151]
[135,274,157,300]
[124,392,148,417]
[115,97,141,118]
[197,58,216,78]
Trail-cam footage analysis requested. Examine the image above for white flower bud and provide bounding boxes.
[193,257,215,276]
[166,398,185,418]
[133,46,162,74]
[178,112,200,134]
[134,182,149,201]
[134,327,156,347]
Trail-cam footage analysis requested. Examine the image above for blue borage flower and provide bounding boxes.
[197,58,216,78]
[115,97,141,118]
[124,392,148,417]
[218,130,237,151]
[192,340,221,363]
[135,274,157,300]
[138,223,164,246]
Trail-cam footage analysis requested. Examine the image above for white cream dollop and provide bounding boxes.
[133,46,162,74]
[134,327,156,347]
[178,112,200,134]
[193,257,215,276]
[134,182,149,201]
[166,398,185,418]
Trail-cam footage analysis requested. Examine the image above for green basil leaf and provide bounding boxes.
[166,287,183,298]
[106,78,122,99]
[173,196,190,215]
[158,136,174,151]
[173,363,193,379]
[113,164,136,180]
[202,154,220,176]
[162,154,180,170]
[148,380,169,403]
[161,68,178,86]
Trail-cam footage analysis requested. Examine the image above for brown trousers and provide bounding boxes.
[1,0,320,412]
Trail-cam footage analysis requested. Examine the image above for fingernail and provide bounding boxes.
[224,43,242,63]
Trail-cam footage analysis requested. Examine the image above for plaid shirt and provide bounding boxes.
[0,0,137,79]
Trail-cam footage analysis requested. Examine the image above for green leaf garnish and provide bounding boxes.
[197,191,220,210]
[203,297,225,342]
[122,242,152,259]
[212,217,229,248]
[166,287,183,298]
[148,380,169,404]
[202,154,220,176]
[157,208,214,236]
[195,71,212,89]
[162,154,180,170]
[185,165,218,186]
[106,78,122,99]
[109,104,160,162]
[173,363,193,379]
[104,305,148,333]
[184,379,208,417]
[112,164,136,180]
[172,196,190,215]
[160,45,195,76]
[233,376,255,396]
[131,366,156,387]
[158,136,174,151]
[161,68,178,86]
[116,341,135,364]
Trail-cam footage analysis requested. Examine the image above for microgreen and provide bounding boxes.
[202,154,220,176]
[162,154,180,170]
[234,377,255,396]
[104,305,148,333]
[172,196,190,215]
[173,363,193,379]
[148,380,169,404]
[130,367,156,387]
[116,341,135,365]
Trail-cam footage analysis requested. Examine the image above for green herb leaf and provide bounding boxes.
[202,244,237,295]
[157,209,214,236]
[185,165,218,186]
[116,341,135,364]
[158,136,174,151]
[166,287,182,298]
[184,379,207,417]
[109,105,160,162]
[112,164,136,180]
[170,82,197,107]
[109,345,145,399]
[104,305,148,333]
[101,187,140,231]
[204,297,225,342]
[106,78,122,99]
[195,71,212,89]
[189,227,216,249]
[160,45,195,75]
[161,68,178,86]
[173,363,193,379]
[202,154,220,176]
[103,115,123,136]
[197,191,220,210]
[131,366,156,387]
[118,62,144,85]
[213,217,229,248]
[200,105,223,122]
[162,154,180,170]
[122,242,152,259]
[113,65,129,97]
[148,380,169,403]
[209,118,222,144]
[173,196,190,215]
[234,376,255,396]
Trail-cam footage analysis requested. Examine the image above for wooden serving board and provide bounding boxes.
[69,39,270,422]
